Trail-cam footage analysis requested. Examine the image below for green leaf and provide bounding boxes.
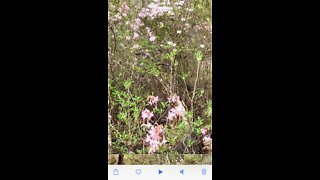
[124,80,133,89]
[117,112,127,121]
[195,50,203,62]
[178,121,186,130]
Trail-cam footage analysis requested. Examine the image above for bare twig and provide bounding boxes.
[191,60,201,121]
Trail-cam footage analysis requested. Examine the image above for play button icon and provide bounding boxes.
[158,170,163,174]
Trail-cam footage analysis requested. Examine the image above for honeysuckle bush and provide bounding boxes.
[108,0,212,156]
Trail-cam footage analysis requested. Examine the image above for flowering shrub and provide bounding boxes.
[108,0,212,160]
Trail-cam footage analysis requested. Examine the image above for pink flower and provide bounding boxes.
[135,18,144,27]
[122,2,130,11]
[143,52,151,58]
[145,124,165,154]
[194,25,201,30]
[174,105,185,117]
[149,35,156,42]
[145,27,156,42]
[118,2,130,13]
[168,95,180,103]
[138,8,149,18]
[138,12,146,18]
[167,110,176,121]
[133,32,139,39]
[203,135,212,145]
[130,24,139,31]
[167,95,185,121]
[146,27,151,33]
[142,109,154,120]
[201,128,208,136]
[204,25,212,31]
[167,106,185,121]
[148,96,159,105]
[203,136,212,147]
[138,2,172,20]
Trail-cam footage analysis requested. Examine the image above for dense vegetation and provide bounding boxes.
[108,0,212,162]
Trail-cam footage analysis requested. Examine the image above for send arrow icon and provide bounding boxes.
[158,169,163,174]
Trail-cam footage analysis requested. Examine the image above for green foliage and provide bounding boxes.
[195,50,203,62]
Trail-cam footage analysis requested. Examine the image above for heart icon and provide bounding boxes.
[135,169,142,175]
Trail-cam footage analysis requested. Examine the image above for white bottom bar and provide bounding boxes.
[108,165,212,180]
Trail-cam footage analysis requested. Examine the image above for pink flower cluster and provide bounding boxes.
[148,95,159,106]
[167,104,185,121]
[146,27,156,42]
[125,0,187,44]
[167,95,185,121]
[130,18,144,31]
[117,1,130,13]
[168,94,180,103]
[201,127,208,136]
[110,1,131,21]
[141,95,159,126]
[138,2,173,20]
[201,127,212,152]
[145,124,166,154]
[141,109,154,120]
[203,136,212,150]
[133,32,139,39]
